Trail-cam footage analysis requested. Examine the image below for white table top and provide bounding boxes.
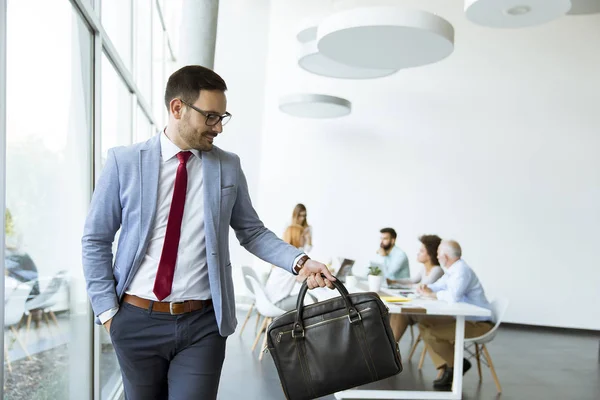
[310,282,492,319]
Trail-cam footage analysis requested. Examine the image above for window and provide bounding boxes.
[135,105,155,143]
[101,0,133,69]
[98,54,134,398]
[152,1,167,129]
[101,55,133,164]
[5,0,93,397]
[135,0,152,101]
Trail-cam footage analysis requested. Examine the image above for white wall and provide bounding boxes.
[250,0,600,329]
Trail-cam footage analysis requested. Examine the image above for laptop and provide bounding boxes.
[335,259,355,282]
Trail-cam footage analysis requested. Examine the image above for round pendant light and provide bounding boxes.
[317,7,455,70]
[279,94,351,118]
[567,0,600,15]
[465,0,572,28]
[298,38,398,79]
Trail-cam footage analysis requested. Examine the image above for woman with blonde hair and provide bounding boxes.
[291,204,312,253]
[263,224,310,311]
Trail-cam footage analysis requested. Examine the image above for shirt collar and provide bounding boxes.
[160,130,201,162]
[445,259,464,275]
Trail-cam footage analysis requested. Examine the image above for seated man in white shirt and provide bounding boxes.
[416,240,494,390]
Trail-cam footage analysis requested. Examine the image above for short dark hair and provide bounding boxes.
[419,234,442,266]
[164,65,228,111]
[380,228,397,239]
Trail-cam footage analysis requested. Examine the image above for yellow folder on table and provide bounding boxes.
[380,296,411,303]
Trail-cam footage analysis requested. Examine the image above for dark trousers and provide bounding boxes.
[110,302,227,400]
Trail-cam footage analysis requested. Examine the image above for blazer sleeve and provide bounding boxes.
[229,156,302,273]
[81,148,122,319]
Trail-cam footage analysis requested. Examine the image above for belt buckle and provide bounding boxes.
[169,301,185,315]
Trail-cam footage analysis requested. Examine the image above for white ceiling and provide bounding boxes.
[266,0,600,140]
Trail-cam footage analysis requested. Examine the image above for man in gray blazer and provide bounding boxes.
[82,65,334,400]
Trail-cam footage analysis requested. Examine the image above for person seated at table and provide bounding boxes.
[371,227,410,280]
[388,234,444,341]
[416,240,494,390]
[263,224,309,311]
[387,234,444,288]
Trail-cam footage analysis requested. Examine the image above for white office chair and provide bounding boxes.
[5,281,35,372]
[408,297,509,391]
[238,266,264,337]
[464,297,509,394]
[245,275,287,361]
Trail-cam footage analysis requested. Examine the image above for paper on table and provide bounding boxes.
[380,296,412,303]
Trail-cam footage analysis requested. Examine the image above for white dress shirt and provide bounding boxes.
[99,132,209,323]
[427,259,492,321]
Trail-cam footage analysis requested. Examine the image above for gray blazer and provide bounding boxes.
[82,135,302,336]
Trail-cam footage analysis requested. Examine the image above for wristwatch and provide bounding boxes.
[294,255,310,274]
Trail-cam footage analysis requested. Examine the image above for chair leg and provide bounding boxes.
[475,344,483,381]
[25,313,32,344]
[251,317,269,352]
[42,311,53,332]
[258,319,271,361]
[4,342,12,374]
[255,313,263,334]
[15,314,25,331]
[10,327,32,360]
[408,332,422,361]
[239,303,254,336]
[418,344,428,370]
[410,324,414,341]
[48,311,60,328]
[482,344,502,393]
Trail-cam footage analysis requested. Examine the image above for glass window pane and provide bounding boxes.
[98,54,133,398]
[135,106,154,143]
[135,0,152,102]
[5,0,93,397]
[101,0,132,69]
[152,2,166,128]
[101,55,132,164]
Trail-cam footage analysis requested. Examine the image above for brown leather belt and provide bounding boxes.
[123,294,212,315]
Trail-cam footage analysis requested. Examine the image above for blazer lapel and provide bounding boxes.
[139,136,161,245]
[202,149,221,253]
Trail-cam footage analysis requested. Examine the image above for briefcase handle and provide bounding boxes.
[293,275,361,338]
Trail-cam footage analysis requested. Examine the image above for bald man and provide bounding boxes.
[416,240,493,390]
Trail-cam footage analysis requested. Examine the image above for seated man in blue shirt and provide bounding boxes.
[417,240,493,390]
[371,227,410,280]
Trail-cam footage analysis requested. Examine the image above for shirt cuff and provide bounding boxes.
[436,290,452,303]
[99,307,119,324]
[292,253,308,275]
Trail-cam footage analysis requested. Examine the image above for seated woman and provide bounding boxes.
[387,234,444,288]
[263,224,310,311]
[389,234,444,342]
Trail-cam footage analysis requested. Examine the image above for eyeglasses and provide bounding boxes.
[179,99,232,127]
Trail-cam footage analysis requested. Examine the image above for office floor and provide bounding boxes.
[220,310,600,400]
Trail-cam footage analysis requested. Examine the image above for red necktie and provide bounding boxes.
[153,151,192,301]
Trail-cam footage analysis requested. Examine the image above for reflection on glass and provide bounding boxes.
[5,0,93,398]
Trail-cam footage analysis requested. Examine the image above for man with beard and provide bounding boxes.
[82,65,335,400]
[371,227,410,280]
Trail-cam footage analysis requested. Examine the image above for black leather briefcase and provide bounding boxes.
[266,277,403,400]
